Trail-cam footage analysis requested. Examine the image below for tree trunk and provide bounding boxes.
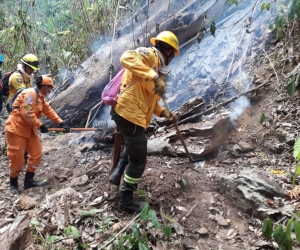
[45,0,227,127]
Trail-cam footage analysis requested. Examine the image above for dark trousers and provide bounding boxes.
[111,108,147,192]
[0,94,3,113]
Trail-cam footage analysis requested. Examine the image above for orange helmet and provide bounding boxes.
[41,75,55,89]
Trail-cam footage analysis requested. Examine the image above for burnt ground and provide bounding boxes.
[1,30,300,250]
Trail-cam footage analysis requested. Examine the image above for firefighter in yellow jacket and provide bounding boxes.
[110,31,179,213]
[8,54,39,101]
[5,75,70,194]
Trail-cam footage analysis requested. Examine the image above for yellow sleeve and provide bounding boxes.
[9,72,26,92]
[120,48,158,81]
[154,101,164,117]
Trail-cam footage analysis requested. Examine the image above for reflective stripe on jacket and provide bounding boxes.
[8,71,31,101]
[5,88,62,138]
[113,47,164,129]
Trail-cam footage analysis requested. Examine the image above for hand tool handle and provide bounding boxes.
[112,127,123,174]
[48,128,100,132]
[162,99,194,162]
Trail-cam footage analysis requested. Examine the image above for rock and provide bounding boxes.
[216,216,231,227]
[197,227,208,235]
[70,175,89,187]
[201,192,215,205]
[238,141,254,152]
[47,187,81,202]
[147,137,171,155]
[17,195,38,210]
[215,169,285,214]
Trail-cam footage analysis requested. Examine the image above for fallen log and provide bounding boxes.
[0,211,33,250]
[44,0,228,128]
[177,79,272,125]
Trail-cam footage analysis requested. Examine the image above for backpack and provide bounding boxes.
[102,67,138,106]
[0,70,23,96]
[6,86,42,113]
[101,67,125,106]
[6,89,24,113]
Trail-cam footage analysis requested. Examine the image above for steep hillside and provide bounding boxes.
[1,20,300,250]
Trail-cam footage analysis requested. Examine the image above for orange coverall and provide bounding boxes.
[5,87,62,178]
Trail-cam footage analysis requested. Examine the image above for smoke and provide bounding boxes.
[229,96,250,123]
[91,105,114,128]
[58,67,73,85]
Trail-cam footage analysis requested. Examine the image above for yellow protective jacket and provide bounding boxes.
[113,47,164,129]
[5,87,62,138]
[8,70,32,101]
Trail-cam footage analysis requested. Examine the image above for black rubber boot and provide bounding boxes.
[24,172,47,190]
[109,157,128,186]
[118,191,144,213]
[10,177,19,194]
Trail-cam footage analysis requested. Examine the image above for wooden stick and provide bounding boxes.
[48,128,101,132]
[162,99,202,163]
[178,79,271,125]
[112,127,122,175]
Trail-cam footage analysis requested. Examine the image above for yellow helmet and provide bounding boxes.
[150,31,180,56]
[21,54,40,70]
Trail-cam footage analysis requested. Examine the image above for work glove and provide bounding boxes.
[40,124,48,133]
[161,110,178,123]
[59,122,71,133]
[153,74,166,96]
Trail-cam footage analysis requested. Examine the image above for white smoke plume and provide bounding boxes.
[229,96,250,122]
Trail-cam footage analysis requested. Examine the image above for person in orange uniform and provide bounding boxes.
[110,31,179,213]
[5,75,70,194]
[8,54,39,103]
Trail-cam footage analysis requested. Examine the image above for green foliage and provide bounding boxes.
[293,137,300,160]
[0,0,137,75]
[226,0,239,6]
[29,218,41,229]
[294,220,300,243]
[292,137,300,187]
[181,177,188,187]
[148,209,161,229]
[47,235,59,244]
[286,72,300,96]
[64,225,79,239]
[112,203,172,250]
[262,217,300,249]
[259,113,266,124]
[163,224,172,237]
[261,2,271,12]
[210,21,216,37]
[262,218,273,239]
[79,208,103,218]
[137,189,147,197]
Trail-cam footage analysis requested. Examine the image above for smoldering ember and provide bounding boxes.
[1,0,300,250]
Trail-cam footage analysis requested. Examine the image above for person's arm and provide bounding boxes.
[9,73,26,92]
[18,91,43,127]
[120,48,157,81]
[42,101,62,124]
